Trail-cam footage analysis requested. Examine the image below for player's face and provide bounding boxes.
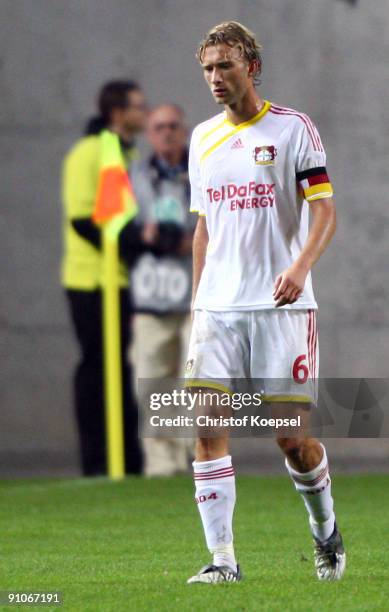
[201,44,251,106]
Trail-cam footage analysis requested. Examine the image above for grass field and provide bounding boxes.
[0,474,388,611]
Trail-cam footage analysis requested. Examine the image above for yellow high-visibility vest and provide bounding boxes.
[61,132,138,290]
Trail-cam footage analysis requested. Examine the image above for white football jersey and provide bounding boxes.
[189,100,333,311]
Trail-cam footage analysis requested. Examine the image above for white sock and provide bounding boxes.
[192,455,237,571]
[285,443,335,542]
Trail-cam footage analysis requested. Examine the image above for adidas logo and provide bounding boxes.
[231,138,244,150]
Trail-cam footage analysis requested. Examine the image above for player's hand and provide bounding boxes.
[273,262,308,307]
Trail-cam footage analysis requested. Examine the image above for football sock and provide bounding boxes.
[192,454,237,571]
[285,443,335,542]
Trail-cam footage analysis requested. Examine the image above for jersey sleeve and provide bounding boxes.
[188,130,205,215]
[295,117,334,203]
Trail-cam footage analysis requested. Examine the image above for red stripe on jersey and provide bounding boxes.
[270,106,321,152]
[270,105,323,152]
[308,310,317,381]
[312,312,316,380]
[307,311,312,378]
[307,310,312,376]
[271,104,324,152]
[313,312,317,378]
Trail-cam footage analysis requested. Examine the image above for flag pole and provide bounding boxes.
[94,130,138,481]
[102,222,125,480]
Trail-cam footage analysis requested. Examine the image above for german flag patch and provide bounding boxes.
[296,166,333,202]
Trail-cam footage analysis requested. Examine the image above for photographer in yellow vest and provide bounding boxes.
[61,80,154,476]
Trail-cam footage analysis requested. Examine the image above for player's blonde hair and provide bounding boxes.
[196,21,263,84]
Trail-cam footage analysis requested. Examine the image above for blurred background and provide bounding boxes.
[1,0,388,477]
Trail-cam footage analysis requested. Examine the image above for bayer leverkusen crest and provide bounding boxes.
[253,145,277,165]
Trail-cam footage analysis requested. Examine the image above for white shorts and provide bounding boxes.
[185,309,319,403]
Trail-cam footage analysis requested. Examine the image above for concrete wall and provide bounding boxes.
[1,0,389,476]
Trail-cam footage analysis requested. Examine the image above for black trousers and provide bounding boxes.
[66,289,143,476]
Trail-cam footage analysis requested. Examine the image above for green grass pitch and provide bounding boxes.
[0,474,388,611]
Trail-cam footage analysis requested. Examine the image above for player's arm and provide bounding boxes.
[191,216,208,311]
[273,197,336,307]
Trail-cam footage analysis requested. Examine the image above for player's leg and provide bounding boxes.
[275,423,345,580]
[188,411,240,583]
[185,311,248,584]
[275,427,336,542]
[254,309,345,580]
[195,422,235,570]
[256,308,336,540]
